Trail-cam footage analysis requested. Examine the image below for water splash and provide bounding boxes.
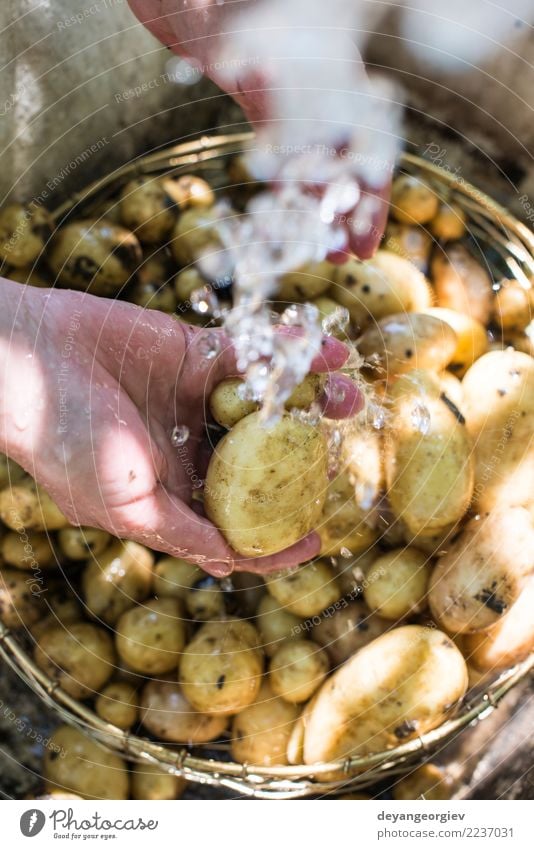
[411,402,431,435]
[171,425,190,447]
[197,331,221,360]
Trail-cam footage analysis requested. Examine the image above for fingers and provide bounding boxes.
[346,181,391,260]
[232,532,321,575]
[320,374,364,419]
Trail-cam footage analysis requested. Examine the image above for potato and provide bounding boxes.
[333,547,379,595]
[140,679,228,743]
[438,370,464,410]
[316,471,378,557]
[286,374,325,409]
[1,530,56,570]
[29,588,83,639]
[171,207,224,267]
[0,567,43,628]
[0,453,26,489]
[95,682,138,730]
[313,296,350,339]
[204,412,328,557]
[269,640,329,703]
[0,481,68,531]
[493,280,533,332]
[153,556,203,600]
[119,176,185,244]
[209,378,258,429]
[339,424,383,511]
[174,174,215,209]
[131,763,186,801]
[312,599,390,666]
[463,576,534,672]
[179,619,263,715]
[429,202,467,241]
[384,223,433,271]
[34,622,115,698]
[364,547,431,620]
[185,575,225,621]
[391,175,439,224]
[43,726,129,800]
[256,593,303,657]
[332,252,432,328]
[115,597,186,675]
[130,278,177,313]
[431,244,493,325]
[7,266,50,287]
[384,371,474,536]
[265,560,341,618]
[428,506,534,634]
[0,203,51,267]
[358,313,457,379]
[278,260,336,301]
[393,764,454,800]
[462,350,534,512]
[423,307,488,376]
[57,526,111,560]
[174,266,207,302]
[47,220,142,296]
[303,625,468,763]
[231,683,299,766]
[82,539,154,625]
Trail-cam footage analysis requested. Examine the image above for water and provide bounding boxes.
[411,402,431,435]
[197,331,221,360]
[171,425,190,447]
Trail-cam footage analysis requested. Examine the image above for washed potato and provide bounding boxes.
[140,678,228,743]
[431,244,493,325]
[34,622,115,698]
[231,683,299,766]
[0,567,43,628]
[171,207,224,267]
[0,453,26,489]
[115,597,186,674]
[391,175,439,224]
[393,764,454,800]
[256,594,303,657]
[423,307,488,376]
[185,575,225,621]
[44,726,128,800]
[0,481,68,531]
[316,471,378,557]
[364,547,431,620]
[438,370,464,410]
[278,260,336,301]
[333,252,432,328]
[1,530,56,570]
[312,599,391,667]
[358,313,457,378]
[493,279,533,331]
[119,176,185,244]
[339,424,383,511]
[57,526,111,560]
[303,625,468,763]
[205,412,328,557]
[48,220,142,295]
[462,350,534,512]
[429,506,534,634]
[82,540,154,625]
[95,681,138,729]
[180,619,263,715]
[385,223,433,271]
[265,560,341,618]
[131,763,186,801]
[269,640,329,703]
[286,695,315,764]
[429,202,467,241]
[384,370,474,536]
[209,378,258,429]
[153,557,203,600]
[0,204,51,267]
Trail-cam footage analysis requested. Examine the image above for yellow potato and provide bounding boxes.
[119,176,192,244]
[174,266,207,302]
[82,540,154,625]
[393,764,454,800]
[231,683,299,766]
[140,678,228,743]
[462,350,534,512]
[131,763,186,800]
[34,622,116,698]
[256,593,303,656]
[130,278,177,313]
[384,371,474,536]
[333,547,379,595]
[185,575,225,621]
[0,567,43,628]
[171,207,223,267]
[438,370,464,410]
[339,424,384,511]
[44,726,129,800]
[0,454,26,489]
[278,260,336,301]
[312,599,390,666]
[95,682,138,730]
[7,266,50,287]
[265,560,341,618]
[115,597,186,675]
[364,547,431,620]
[493,279,533,332]
[431,244,493,325]
[333,252,432,329]
[153,556,202,600]
[269,640,329,703]
[303,625,468,763]
[313,295,350,339]
[391,175,439,224]
[316,471,378,557]
[0,481,68,531]
[429,202,467,241]
[0,204,51,267]
[57,526,111,560]
[29,588,82,639]
[204,412,328,557]
[423,307,488,376]
[428,506,534,634]
[384,223,433,271]
[1,530,56,570]
[209,378,258,428]
[358,313,457,379]
[173,174,215,209]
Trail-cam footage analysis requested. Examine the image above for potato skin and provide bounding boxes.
[153,557,202,600]
[278,260,335,301]
[429,202,467,241]
[57,526,111,560]
[209,378,258,429]
[119,176,183,244]
[256,593,303,657]
[423,307,488,376]
[312,599,390,666]
[384,371,474,536]
[0,567,43,628]
[1,530,56,570]
[171,207,223,267]
[140,678,228,743]
[43,726,129,800]
[82,540,154,625]
[204,412,328,557]
[115,597,186,675]
[269,640,329,703]
[493,280,533,331]
[0,204,50,267]
[265,560,341,618]
[316,471,378,557]
[393,764,453,800]
[0,482,68,531]
[391,175,439,225]
[303,625,468,763]
[384,224,432,272]
[231,683,299,766]
[34,622,116,698]
[95,681,138,730]
[431,244,493,325]
[358,313,457,379]
[131,763,186,800]
[428,507,534,634]
[364,547,431,620]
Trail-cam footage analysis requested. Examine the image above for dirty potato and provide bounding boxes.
[140,678,228,743]
[256,593,303,657]
[82,540,154,625]
[34,622,116,698]
[364,547,431,620]
[265,560,341,618]
[44,726,129,800]
[115,597,186,675]
[231,683,299,766]
[269,640,329,703]
[358,313,457,379]
[95,681,138,729]
[431,244,493,325]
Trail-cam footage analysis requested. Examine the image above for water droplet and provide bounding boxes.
[411,402,431,435]
[171,425,190,447]
[197,331,221,360]
[220,577,234,592]
[340,546,353,558]
[322,306,350,336]
[191,286,221,318]
[370,403,386,430]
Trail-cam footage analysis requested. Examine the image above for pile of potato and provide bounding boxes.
[0,163,533,799]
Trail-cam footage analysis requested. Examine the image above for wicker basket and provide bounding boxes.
[1,133,533,799]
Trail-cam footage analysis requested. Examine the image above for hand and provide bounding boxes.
[0,282,361,576]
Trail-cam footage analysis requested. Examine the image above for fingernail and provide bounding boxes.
[321,374,364,419]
